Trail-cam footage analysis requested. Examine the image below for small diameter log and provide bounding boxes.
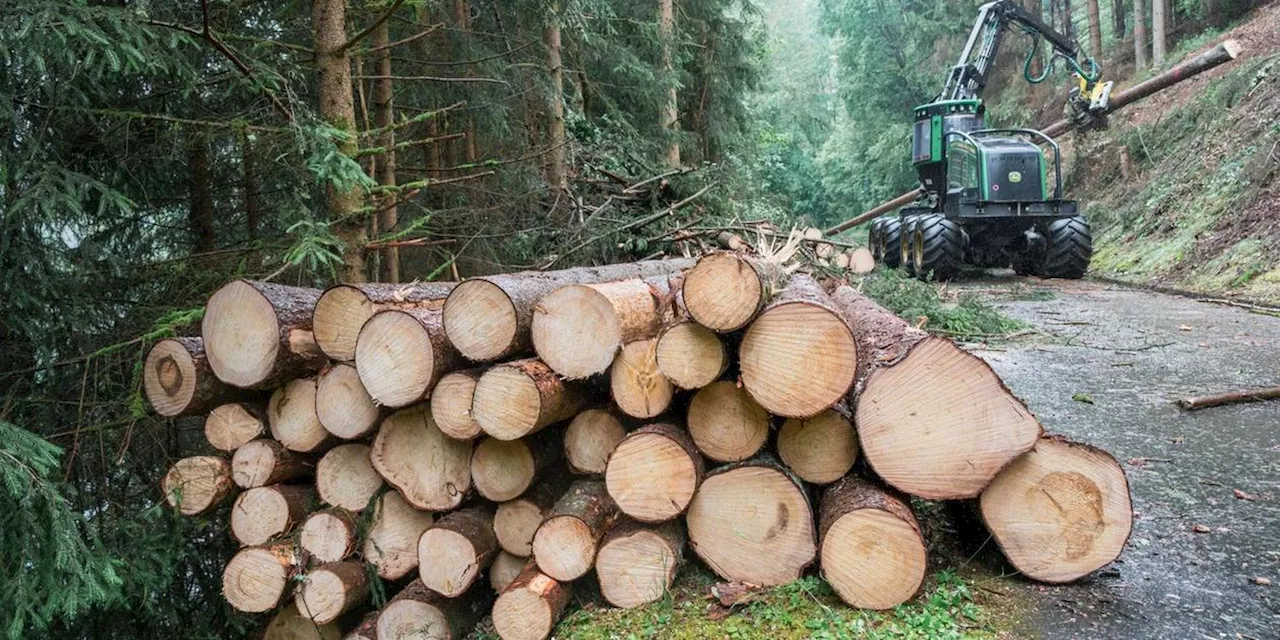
[375,578,491,640]
[605,423,703,522]
[364,490,435,580]
[316,363,385,440]
[563,409,627,475]
[609,338,674,419]
[596,519,686,609]
[355,305,464,408]
[418,506,499,597]
[472,358,586,441]
[232,439,313,488]
[313,281,457,362]
[686,381,770,463]
[162,456,234,516]
[494,475,572,557]
[829,285,1042,499]
[490,551,526,593]
[681,252,788,332]
[269,377,335,453]
[223,544,300,613]
[979,436,1133,583]
[685,456,816,586]
[431,369,484,440]
[297,561,369,624]
[300,509,358,563]
[370,405,472,511]
[739,275,857,418]
[263,605,340,640]
[655,321,728,390]
[818,476,926,609]
[777,409,859,485]
[203,280,325,389]
[443,258,695,363]
[470,431,562,502]
[231,484,311,546]
[491,562,571,640]
[848,247,875,274]
[531,479,620,581]
[316,443,385,512]
[205,402,266,451]
[144,337,244,417]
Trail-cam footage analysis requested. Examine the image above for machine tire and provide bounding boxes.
[912,215,966,281]
[899,215,922,274]
[869,220,884,262]
[878,218,902,268]
[1041,216,1092,279]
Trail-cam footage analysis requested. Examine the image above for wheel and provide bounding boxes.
[899,215,922,274]
[1040,216,1092,279]
[911,215,966,281]
[878,218,902,268]
[869,220,884,262]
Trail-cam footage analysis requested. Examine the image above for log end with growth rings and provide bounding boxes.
[563,409,626,475]
[687,381,770,463]
[269,377,331,453]
[777,409,859,485]
[355,309,439,408]
[315,443,383,512]
[431,369,484,440]
[443,279,519,362]
[143,338,202,416]
[312,284,375,362]
[205,403,265,452]
[530,284,624,379]
[818,476,926,609]
[605,424,701,522]
[610,338,674,419]
[682,252,765,332]
[655,321,727,390]
[162,456,233,516]
[315,363,381,440]
[222,545,298,613]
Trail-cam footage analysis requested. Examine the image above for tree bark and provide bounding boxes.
[1112,0,1126,39]
[162,456,234,516]
[531,479,620,581]
[230,484,312,546]
[1086,0,1103,58]
[818,476,926,609]
[659,0,680,168]
[296,561,368,624]
[313,280,457,361]
[202,280,325,389]
[491,561,571,640]
[686,380,770,463]
[240,132,260,241]
[370,405,473,511]
[1134,0,1148,69]
[471,358,588,440]
[605,423,703,522]
[372,19,400,283]
[544,8,566,194]
[316,443,384,512]
[596,519,686,609]
[418,505,499,597]
[1151,0,1166,65]
[1176,386,1280,410]
[187,131,216,252]
[363,490,435,580]
[455,0,479,164]
[143,337,249,417]
[231,438,313,488]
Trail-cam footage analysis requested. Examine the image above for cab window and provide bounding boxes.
[947,142,979,196]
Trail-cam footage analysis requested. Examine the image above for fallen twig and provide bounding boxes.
[1176,386,1280,411]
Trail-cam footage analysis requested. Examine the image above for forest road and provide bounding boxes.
[957,273,1280,640]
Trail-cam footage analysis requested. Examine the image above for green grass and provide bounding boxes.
[861,269,1027,339]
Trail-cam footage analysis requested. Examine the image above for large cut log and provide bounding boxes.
[232,438,312,488]
[300,508,358,563]
[263,604,340,640]
[203,280,325,389]
[595,519,686,609]
[686,381,770,463]
[609,338,674,419]
[316,443,384,512]
[376,579,490,640]
[316,363,385,440]
[491,562,571,640]
[777,409,859,485]
[418,506,499,597]
[685,455,816,586]
[442,259,695,363]
[818,476,926,609]
[739,275,857,418]
[355,305,464,408]
[490,550,526,593]
[313,281,457,361]
[297,561,369,624]
[980,436,1133,583]
[231,484,311,546]
[829,285,1042,499]
[531,479,619,581]
[162,456,234,516]
[269,378,334,453]
[205,402,266,452]
[222,544,301,613]
[363,490,435,580]
[144,337,247,416]
[472,358,586,441]
[681,252,788,332]
[605,423,703,522]
[494,475,571,557]
[470,431,562,502]
[431,368,485,440]
[563,408,626,475]
[654,321,728,390]
[370,405,472,511]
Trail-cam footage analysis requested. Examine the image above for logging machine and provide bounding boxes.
[868,0,1112,279]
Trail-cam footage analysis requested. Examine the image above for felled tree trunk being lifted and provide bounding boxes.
[376,578,491,640]
[605,423,703,522]
[472,358,587,440]
[204,402,266,452]
[491,561,572,640]
[144,338,248,416]
[655,321,728,390]
[312,281,457,361]
[681,252,788,332]
[202,280,325,389]
[563,408,627,475]
[355,305,464,408]
[363,490,435,580]
[494,474,571,557]
[297,561,368,624]
[531,479,620,581]
[370,405,473,511]
[315,443,383,512]
[314,363,384,440]
[818,476,926,610]
[162,456,234,516]
[609,338,674,418]
[595,519,686,609]
[418,506,499,597]
[231,438,312,488]
[470,430,562,502]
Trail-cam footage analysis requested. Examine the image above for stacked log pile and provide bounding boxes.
[149,252,1133,640]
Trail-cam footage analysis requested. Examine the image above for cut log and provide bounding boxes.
[144,337,245,417]
[530,479,619,581]
[681,252,788,332]
[297,561,369,625]
[491,562,571,640]
[300,509,358,563]
[269,377,334,453]
[431,368,484,440]
[777,409,859,485]
[355,305,464,408]
[231,484,311,546]
[686,381,770,463]
[313,281,457,362]
[609,338,674,419]
[739,275,857,418]
[829,285,1042,499]
[162,456,234,516]
[818,476,926,609]
[263,604,341,640]
[563,408,627,475]
[685,455,816,586]
[470,431,562,502]
[205,402,266,451]
[442,259,695,363]
[849,247,875,274]
[418,506,499,597]
[364,490,435,580]
[232,439,313,488]
[494,475,571,557]
[370,406,473,511]
[979,436,1133,583]
[316,443,384,512]
[472,358,586,441]
[654,321,728,390]
[222,544,300,613]
[595,519,685,609]
[605,423,703,522]
[489,550,526,593]
[316,363,385,440]
[375,578,490,640]
[202,280,325,389]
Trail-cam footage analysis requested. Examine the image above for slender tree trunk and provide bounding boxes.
[1151,0,1166,65]
[1133,0,1148,69]
[240,132,260,241]
[1086,0,1102,57]
[187,132,216,252]
[659,0,680,168]
[1024,0,1044,77]
[544,7,566,194]
[372,20,399,283]
[1112,0,1126,41]
[1060,0,1073,39]
[455,0,479,163]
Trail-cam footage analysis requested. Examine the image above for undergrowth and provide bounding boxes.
[861,269,1027,339]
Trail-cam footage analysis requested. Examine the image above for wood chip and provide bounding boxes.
[1192,524,1211,534]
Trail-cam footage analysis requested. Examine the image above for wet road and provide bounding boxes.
[961,275,1280,640]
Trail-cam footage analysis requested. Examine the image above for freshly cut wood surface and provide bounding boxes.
[609,338,674,419]
[222,544,299,613]
[431,368,484,440]
[849,247,875,274]
[355,305,463,408]
[605,423,703,522]
[685,456,816,586]
[491,562,571,640]
[472,358,586,441]
[232,438,312,488]
[686,381,769,463]
[313,281,456,362]
[297,561,368,624]
[230,484,310,546]
[531,479,619,581]
[654,321,727,389]
[470,431,561,502]
[490,551,526,593]
[739,275,857,418]
[830,285,1042,499]
[777,409,859,485]
[370,406,472,511]
[262,604,340,640]
[563,409,626,475]
[818,476,925,609]
[300,509,358,563]
[205,402,266,451]
[269,377,334,453]
[162,456,233,516]
[682,252,787,332]
[531,276,676,379]
[375,578,491,640]
[316,363,384,440]
[364,490,435,580]
[316,443,384,512]
[144,337,241,417]
[203,280,324,389]
[980,437,1133,583]
[494,475,571,557]
[418,506,499,597]
[596,519,685,609]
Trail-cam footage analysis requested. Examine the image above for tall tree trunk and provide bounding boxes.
[1133,0,1148,69]
[1086,0,1102,57]
[544,8,566,195]
[313,0,367,282]
[240,132,260,241]
[372,20,399,283]
[187,132,216,252]
[1060,0,1074,39]
[455,0,478,163]
[659,0,680,168]
[1112,0,1126,41]
[1151,0,1166,65]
